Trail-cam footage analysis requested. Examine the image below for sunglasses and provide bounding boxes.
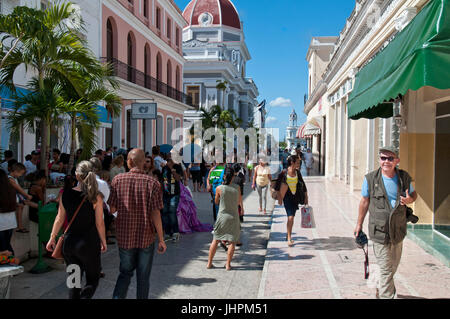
[380,156,395,162]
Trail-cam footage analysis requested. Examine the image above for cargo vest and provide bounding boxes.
[366,168,412,245]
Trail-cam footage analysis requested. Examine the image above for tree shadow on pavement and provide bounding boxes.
[264,247,316,262]
[168,276,217,286]
[299,236,358,251]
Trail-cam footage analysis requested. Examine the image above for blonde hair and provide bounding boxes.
[75,161,99,204]
[112,155,124,167]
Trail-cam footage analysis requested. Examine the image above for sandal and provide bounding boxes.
[16,228,29,233]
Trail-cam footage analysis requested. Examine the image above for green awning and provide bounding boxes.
[348,0,450,120]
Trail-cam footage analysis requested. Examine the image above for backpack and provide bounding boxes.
[210,166,225,195]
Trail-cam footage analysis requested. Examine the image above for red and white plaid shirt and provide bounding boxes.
[108,168,164,249]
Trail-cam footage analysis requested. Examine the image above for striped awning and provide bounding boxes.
[296,123,307,139]
[297,118,322,138]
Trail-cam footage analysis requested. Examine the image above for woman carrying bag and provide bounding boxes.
[276,155,308,247]
[252,156,272,215]
[46,161,107,299]
[207,168,242,271]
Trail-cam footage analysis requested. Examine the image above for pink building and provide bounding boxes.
[101,0,194,151]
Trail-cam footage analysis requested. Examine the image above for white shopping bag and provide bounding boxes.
[301,205,313,228]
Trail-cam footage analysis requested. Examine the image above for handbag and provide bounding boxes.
[51,196,87,260]
[301,205,313,228]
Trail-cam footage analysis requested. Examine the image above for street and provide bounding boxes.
[9,174,450,299]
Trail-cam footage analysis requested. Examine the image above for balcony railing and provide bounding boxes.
[102,57,193,107]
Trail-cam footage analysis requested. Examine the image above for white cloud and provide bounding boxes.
[266,116,278,123]
[269,97,294,108]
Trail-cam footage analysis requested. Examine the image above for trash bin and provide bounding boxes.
[30,202,58,274]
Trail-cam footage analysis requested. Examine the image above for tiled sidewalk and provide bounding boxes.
[258,177,450,299]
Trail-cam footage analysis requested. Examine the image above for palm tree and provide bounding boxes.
[0,3,113,175]
[57,62,121,172]
[216,80,228,110]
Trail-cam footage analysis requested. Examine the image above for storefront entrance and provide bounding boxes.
[434,101,450,239]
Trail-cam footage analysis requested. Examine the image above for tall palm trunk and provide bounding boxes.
[40,120,49,178]
[68,113,76,174]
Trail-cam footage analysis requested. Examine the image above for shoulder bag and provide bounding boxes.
[51,196,87,260]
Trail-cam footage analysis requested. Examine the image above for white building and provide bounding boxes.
[286,109,301,151]
[0,0,192,160]
[181,0,259,129]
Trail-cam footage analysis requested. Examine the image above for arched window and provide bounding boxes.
[175,66,181,91]
[156,52,162,93]
[175,119,181,143]
[157,115,163,145]
[156,7,161,30]
[167,18,171,40]
[167,117,173,145]
[167,60,172,87]
[127,32,135,82]
[144,44,151,88]
[106,19,114,61]
[143,0,148,18]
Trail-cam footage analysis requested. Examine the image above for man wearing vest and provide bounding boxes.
[354,146,418,299]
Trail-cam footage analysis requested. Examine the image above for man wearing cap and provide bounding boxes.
[354,146,417,299]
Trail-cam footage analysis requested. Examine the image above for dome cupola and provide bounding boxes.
[183,0,241,30]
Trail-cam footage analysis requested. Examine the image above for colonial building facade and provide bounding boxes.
[0,0,193,161]
[181,0,259,129]
[304,0,450,243]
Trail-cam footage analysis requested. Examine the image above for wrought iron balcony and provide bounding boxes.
[101,57,193,107]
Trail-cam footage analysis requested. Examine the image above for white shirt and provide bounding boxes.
[96,176,110,204]
[24,160,37,175]
[154,156,167,172]
[0,211,17,231]
[304,153,314,167]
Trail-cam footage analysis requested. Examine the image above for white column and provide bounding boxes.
[366,119,375,173]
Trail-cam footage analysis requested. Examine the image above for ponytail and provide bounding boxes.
[76,161,99,204]
[82,171,99,204]
[223,167,235,186]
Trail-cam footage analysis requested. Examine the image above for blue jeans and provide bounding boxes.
[113,243,156,299]
[0,229,14,254]
[162,195,180,236]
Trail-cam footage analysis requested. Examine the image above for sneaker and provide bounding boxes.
[164,234,172,242]
[172,233,180,242]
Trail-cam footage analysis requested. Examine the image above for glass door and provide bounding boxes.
[434,101,450,238]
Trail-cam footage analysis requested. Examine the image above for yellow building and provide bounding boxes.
[305,0,450,261]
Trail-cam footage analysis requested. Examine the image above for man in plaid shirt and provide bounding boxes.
[108,148,166,299]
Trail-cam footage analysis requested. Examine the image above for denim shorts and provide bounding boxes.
[284,199,298,217]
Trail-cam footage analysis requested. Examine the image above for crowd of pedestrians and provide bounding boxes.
[0,141,423,299]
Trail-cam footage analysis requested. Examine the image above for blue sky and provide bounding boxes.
[174,0,356,140]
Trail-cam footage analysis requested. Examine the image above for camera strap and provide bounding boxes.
[363,245,369,280]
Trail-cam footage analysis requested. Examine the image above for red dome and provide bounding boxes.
[183,0,241,30]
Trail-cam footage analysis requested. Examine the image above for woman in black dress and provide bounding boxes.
[47,161,107,299]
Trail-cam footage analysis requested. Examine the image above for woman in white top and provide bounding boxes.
[0,170,19,254]
[252,156,272,214]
